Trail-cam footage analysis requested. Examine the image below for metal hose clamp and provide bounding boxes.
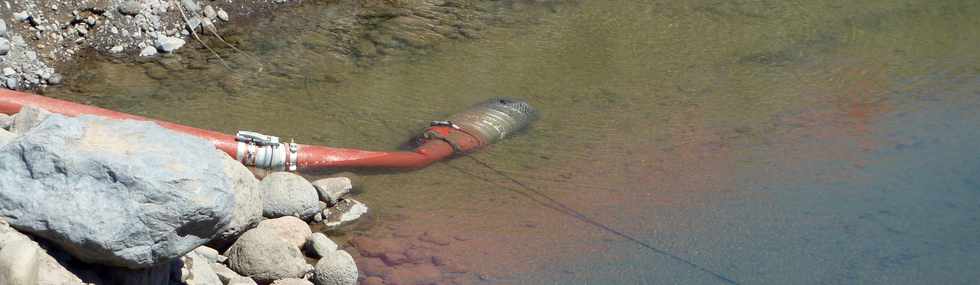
[235,130,299,171]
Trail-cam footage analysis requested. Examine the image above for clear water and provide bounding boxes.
[47,0,980,284]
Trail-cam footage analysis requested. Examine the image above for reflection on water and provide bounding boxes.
[47,0,980,284]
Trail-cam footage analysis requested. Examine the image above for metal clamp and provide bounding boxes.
[234,130,299,171]
[235,131,280,146]
[430,120,461,130]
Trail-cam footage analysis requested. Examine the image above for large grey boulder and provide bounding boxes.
[0,114,235,268]
[225,227,313,283]
[312,250,357,285]
[214,156,264,244]
[259,172,321,220]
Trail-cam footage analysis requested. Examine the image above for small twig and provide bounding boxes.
[203,22,265,72]
[172,0,232,70]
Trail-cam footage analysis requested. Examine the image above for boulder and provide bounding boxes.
[0,114,235,268]
[225,227,312,283]
[255,216,312,249]
[259,172,321,220]
[213,155,264,245]
[311,177,353,206]
[312,250,358,285]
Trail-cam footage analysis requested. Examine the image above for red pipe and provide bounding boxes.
[0,90,481,170]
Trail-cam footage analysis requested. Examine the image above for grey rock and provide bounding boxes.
[322,199,369,231]
[311,177,353,206]
[156,35,186,53]
[204,5,217,20]
[273,278,314,285]
[4,77,17,90]
[213,263,244,283]
[0,38,9,56]
[312,250,357,285]
[228,277,259,285]
[13,12,30,22]
[0,238,41,285]
[182,250,223,285]
[0,220,85,285]
[0,113,12,130]
[225,227,313,283]
[259,172,321,220]
[307,232,338,258]
[181,0,202,13]
[118,1,142,16]
[140,46,158,57]
[0,19,6,36]
[213,155,264,244]
[0,128,14,147]
[10,105,50,134]
[217,9,230,21]
[193,246,226,264]
[256,216,312,249]
[0,114,235,268]
[47,73,64,85]
[110,45,125,53]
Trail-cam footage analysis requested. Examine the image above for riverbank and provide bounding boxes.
[0,105,369,284]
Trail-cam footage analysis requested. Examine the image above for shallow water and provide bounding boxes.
[48,0,980,284]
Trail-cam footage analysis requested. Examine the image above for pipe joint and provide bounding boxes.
[235,130,299,171]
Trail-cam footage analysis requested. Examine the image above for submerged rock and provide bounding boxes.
[322,199,369,230]
[311,177,353,206]
[259,172,321,220]
[0,114,235,268]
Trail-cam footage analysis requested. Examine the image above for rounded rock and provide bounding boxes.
[307,232,338,257]
[0,239,41,285]
[225,227,312,283]
[312,250,357,285]
[256,216,312,249]
[259,172,321,220]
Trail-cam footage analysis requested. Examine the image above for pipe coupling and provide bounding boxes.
[235,131,299,171]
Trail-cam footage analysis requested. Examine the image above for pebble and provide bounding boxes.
[118,1,142,16]
[204,5,217,20]
[110,45,124,53]
[155,35,186,53]
[0,38,9,56]
[13,12,30,22]
[0,19,6,36]
[5,77,19,90]
[2,68,15,76]
[217,9,230,21]
[139,46,158,57]
[46,73,63,85]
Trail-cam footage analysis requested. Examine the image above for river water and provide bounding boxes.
[47,0,979,284]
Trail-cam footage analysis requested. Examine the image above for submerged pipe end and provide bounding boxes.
[447,98,537,146]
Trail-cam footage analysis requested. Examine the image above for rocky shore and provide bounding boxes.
[0,107,368,285]
[0,0,300,90]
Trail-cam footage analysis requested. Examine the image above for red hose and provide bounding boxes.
[0,90,480,170]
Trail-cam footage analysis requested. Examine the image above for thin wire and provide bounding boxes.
[452,155,740,285]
